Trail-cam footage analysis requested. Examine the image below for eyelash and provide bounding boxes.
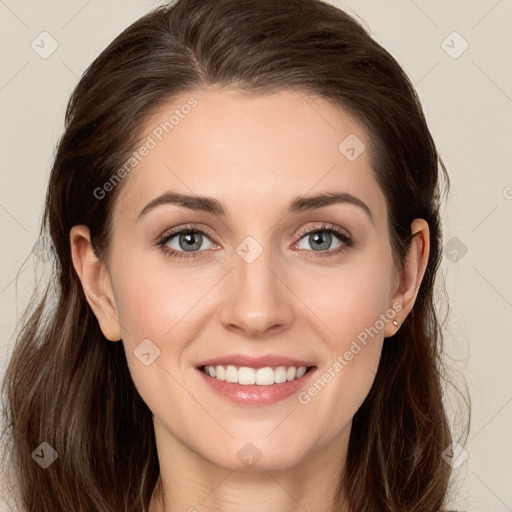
[156,222,353,261]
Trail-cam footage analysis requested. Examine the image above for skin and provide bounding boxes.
[70,88,429,512]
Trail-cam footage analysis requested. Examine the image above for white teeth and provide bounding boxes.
[215,365,225,380]
[256,367,274,385]
[296,366,307,378]
[286,367,297,381]
[274,366,287,384]
[238,367,256,385]
[202,364,310,385]
[225,365,238,383]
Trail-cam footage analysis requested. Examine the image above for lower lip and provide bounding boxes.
[196,366,317,405]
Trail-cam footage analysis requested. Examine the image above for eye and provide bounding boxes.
[293,223,353,257]
[157,225,217,261]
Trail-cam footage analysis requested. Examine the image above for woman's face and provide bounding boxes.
[88,88,408,471]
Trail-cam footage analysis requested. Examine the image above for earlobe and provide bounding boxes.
[385,218,430,338]
[70,225,122,342]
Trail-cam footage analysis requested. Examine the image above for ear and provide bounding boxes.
[70,225,122,342]
[384,218,430,338]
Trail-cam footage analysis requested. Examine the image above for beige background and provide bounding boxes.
[1,1,511,510]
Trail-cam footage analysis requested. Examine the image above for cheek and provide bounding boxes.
[292,272,391,446]
[296,268,389,395]
[110,253,223,405]
[293,247,394,346]
[111,259,206,421]
[111,251,207,344]
[291,246,393,406]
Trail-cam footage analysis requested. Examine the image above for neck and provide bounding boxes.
[148,419,352,512]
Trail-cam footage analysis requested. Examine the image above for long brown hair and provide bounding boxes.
[1,0,470,510]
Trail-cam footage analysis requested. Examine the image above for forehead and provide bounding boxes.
[113,87,387,226]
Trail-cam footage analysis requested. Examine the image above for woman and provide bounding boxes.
[1,0,470,510]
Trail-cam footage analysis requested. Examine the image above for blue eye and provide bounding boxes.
[157,226,216,261]
[294,224,352,256]
[157,222,353,261]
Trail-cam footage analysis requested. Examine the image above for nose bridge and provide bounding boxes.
[219,233,293,335]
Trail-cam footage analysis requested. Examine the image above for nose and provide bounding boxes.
[218,241,294,338]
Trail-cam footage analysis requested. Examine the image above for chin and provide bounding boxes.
[198,435,313,473]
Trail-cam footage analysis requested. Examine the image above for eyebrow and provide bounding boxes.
[136,191,373,223]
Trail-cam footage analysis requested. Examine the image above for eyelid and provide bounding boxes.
[294,222,351,241]
[156,223,219,246]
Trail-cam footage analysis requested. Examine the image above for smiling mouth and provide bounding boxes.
[199,364,316,386]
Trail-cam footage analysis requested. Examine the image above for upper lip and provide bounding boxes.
[195,354,316,369]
